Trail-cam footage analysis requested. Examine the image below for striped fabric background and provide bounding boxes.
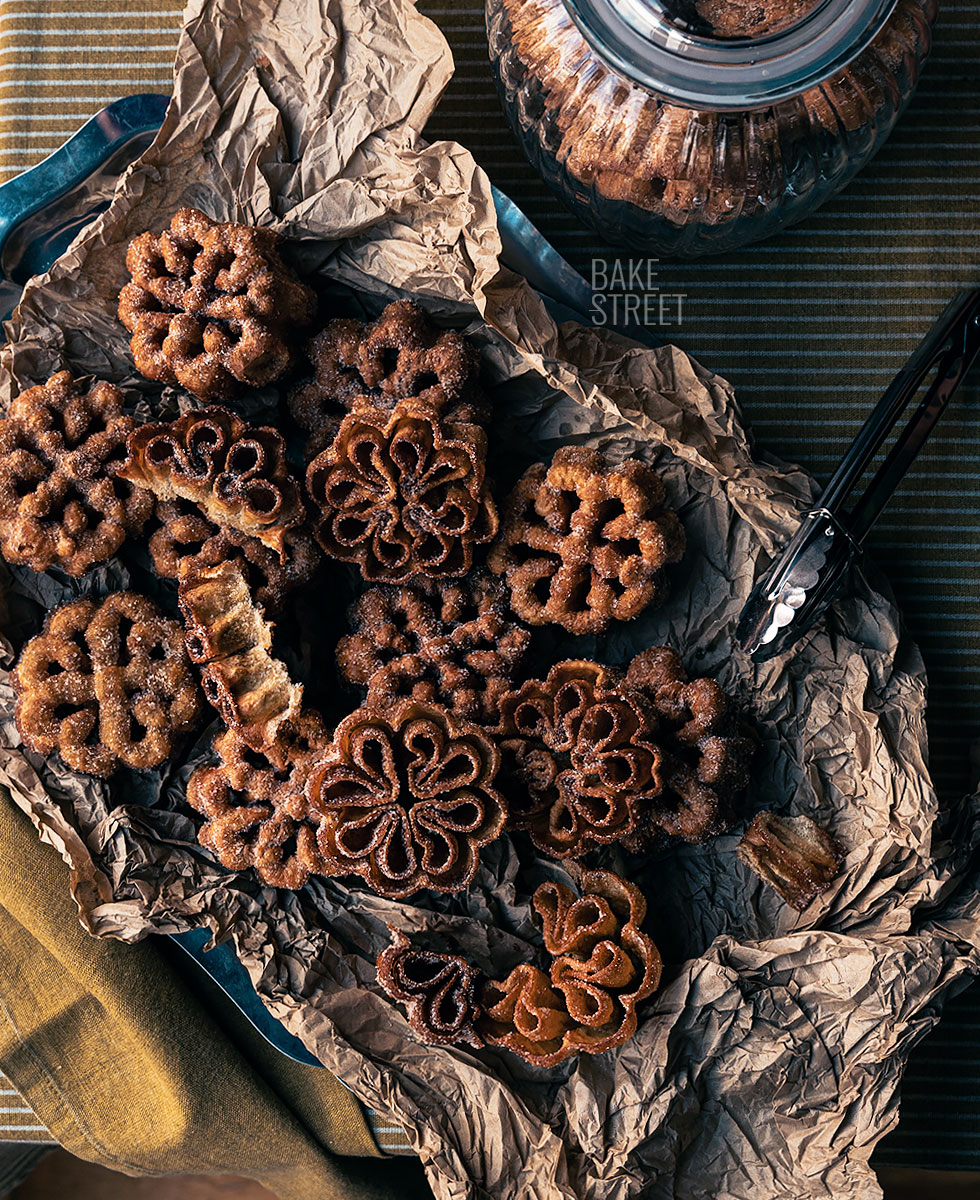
[0,1070,51,1143]
[0,0,976,1174]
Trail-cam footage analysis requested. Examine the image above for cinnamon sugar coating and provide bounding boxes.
[488,446,685,635]
[496,660,664,859]
[117,405,305,559]
[12,591,200,775]
[118,208,315,401]
[0,371,152,575]
[289,300,486,439]
[621,647,754,846]
[149,498,319,614]
[479,869,660,1065]
[306,699,506,898]
[737,811,843,911]
[306,400,498,583]
[178,559,303,752]
[336,571,530,725]
[187,710,330,889]
[376,929,485,1046]
[532,869,661,1055]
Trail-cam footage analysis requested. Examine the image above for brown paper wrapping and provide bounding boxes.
[1,0,979,1197]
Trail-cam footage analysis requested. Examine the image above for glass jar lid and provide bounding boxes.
[562,0,899,110]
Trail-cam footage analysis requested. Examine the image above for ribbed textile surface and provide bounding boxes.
[0,0,975,1173]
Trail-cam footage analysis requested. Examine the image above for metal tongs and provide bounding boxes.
[736,287,980,662]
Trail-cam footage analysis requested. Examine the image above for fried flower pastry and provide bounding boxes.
[306,400,498,583]
[289,300,486,440]
[178,559,303,752]
[0,370,152,575]
[118,207,315,401]
[336,571,530,725]
[532,869,662,1056]
[118,406,305,559]
[478,963,573,1065]
[306,699,506,897]
[496,660,663,859]
[376,929,485,1046]
[737,811,844,911]
[12,591,200,775]
[187,710,330,889]
[149,498,319,614]
[488,446,685,635]
[621,647,754,846]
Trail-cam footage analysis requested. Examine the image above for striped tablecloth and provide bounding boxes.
[0,0,977,1174]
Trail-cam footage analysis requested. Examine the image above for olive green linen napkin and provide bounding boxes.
[0,790,433,1198]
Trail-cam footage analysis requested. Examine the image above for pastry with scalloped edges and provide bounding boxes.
[0,371,152,576]
[289,300,487,452]
[336,571,530,726]
[306,399,498,583]
[12,590,200,775]
[306,698,506,897]
[187,710,330,889]
[118,207,315,402]
[488,446,685,635]
[117,405,305,560]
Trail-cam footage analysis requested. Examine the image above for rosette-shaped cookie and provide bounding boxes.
[187,710,329,889]
[149,498,319,614]
[118,406,305,559]
[336,571,530,725]
[0,370,152,575]
[478,964,573,1065]
[306,699,506,897]
[12,591,201,775]
[306,400,498,583]
[621,647,754,845]
[737,811,844,911]
[496,660,663,859]
[531,869,661,1056]
[376,929,485,1046]
[118,207,315,401]
[289,300,486,442]
[178,559,303,752]
[488,446,685,634]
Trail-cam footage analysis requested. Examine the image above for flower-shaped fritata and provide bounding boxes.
[306,400,498,583]
[336,571,530,726]
[488,445,685,635]
[532,868,662,1056]
[306,699,506,897]
[496,660,664,859]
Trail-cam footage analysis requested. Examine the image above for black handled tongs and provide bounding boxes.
[736,287,980,662]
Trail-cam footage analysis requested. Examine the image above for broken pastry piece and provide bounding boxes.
[187,711,330,889]
[117,405,305,559]
[289,300,487,446]
[306,698,506,898]
[336,571,530,726]
[488,446,685,635]
[178,558,302,752]
[148,498,319,614]
[376,929,485,1047]
[737,811,844,911]
[118,207,315,402]
[306,400,498,583]
[0,370,152,575]
[12,591,200,775]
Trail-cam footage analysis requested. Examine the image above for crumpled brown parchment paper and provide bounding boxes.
[1,0,979,1198]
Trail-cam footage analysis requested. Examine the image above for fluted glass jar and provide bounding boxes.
[487,0,937,257]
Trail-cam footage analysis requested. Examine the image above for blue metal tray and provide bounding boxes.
[0,93,637,1070]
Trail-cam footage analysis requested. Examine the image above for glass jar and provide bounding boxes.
[486,0,937,257]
